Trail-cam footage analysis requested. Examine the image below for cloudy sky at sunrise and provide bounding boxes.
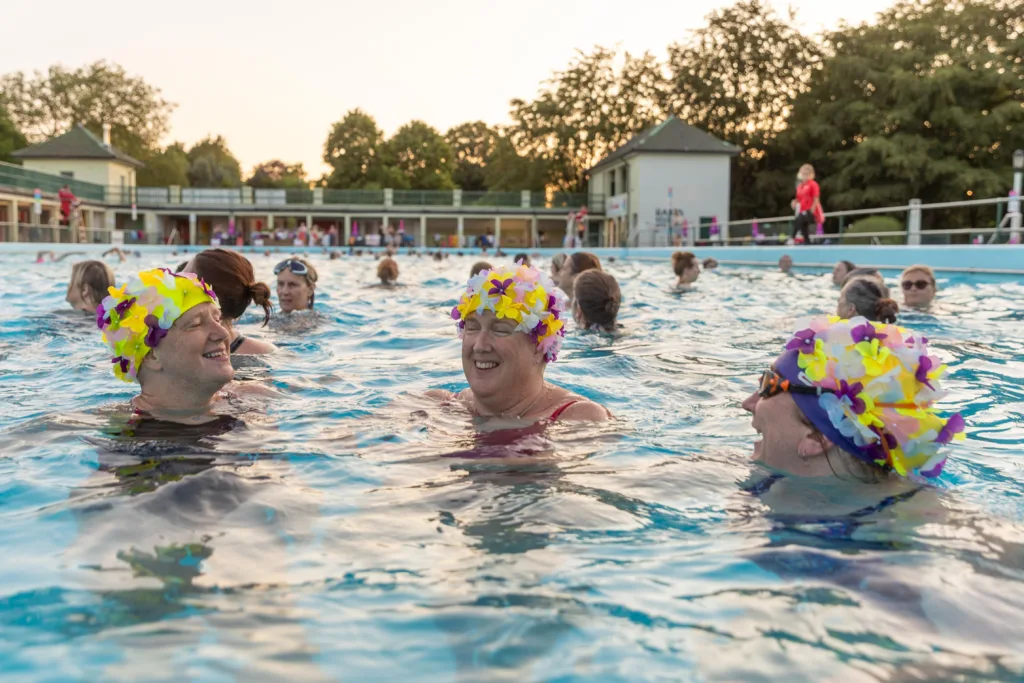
[1,0,898,177]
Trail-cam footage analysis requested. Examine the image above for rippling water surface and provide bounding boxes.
[1,250,1023,681]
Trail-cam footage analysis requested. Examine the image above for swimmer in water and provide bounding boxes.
[900,264,938,310]
[742,315,962,485]
[96,268,241,424]
[573,270,621,333]
[469,260,492,278]
[274,257,318,313]
[554,252,602,299]
[180,248,277,355]
[832,259,856,286]
[778,254,793,273]
[838,275,899,323]
[672,251,699,286]
[66,260,115,313]
[376,257,400,286]
[36,250,85,263]
[513,253,531,267]
[550,253,567,281]
[430,263,611,423]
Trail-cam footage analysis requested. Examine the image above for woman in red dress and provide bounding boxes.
[791,164,823,244]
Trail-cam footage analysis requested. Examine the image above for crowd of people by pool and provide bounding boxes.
[49,243,960,517]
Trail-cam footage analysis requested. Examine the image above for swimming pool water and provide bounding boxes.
[1,251,1023,681]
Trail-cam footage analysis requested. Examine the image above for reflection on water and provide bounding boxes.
[0,252,1023,680]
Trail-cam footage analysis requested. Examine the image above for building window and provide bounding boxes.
[621,166,629,193]
[60,171,74,179]
[609,170,616,197]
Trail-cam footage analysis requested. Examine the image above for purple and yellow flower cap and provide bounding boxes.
[450,262,568,362]
[778,316,965,479]
[97,268,218,383]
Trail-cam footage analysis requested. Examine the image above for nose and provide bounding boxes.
[471,329,493,353]
[741,390,759,415]
[210,318,230,342]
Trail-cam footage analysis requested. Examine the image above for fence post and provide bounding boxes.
[452,189,462,208]
[521,190,530,208]
[384,188,393,208]
[457,216,465,247]
[907,198,922,245]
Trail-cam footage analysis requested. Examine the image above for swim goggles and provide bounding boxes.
[901,279,932,290]
[274,259,308,276]
[758,369,833,399]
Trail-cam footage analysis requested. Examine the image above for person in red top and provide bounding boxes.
[791,164,822,244]
[58,185,76,226]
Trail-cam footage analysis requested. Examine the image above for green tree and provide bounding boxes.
[186,136,242,188]
[0,104,27,163]
[484,134,549,192]
[778,0,1024,224]
[446,121,498,191]
[509,46,667,191]
[0,61,174,148]
[385,120,455,190]
[664,0,823,219]
[322,108,384,188]
[137,143,189,186]
[247,160,307,188]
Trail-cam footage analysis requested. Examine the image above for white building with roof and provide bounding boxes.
[588,116,739,247]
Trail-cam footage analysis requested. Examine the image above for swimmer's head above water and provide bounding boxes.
[96,268,232,392]
[274,257,317,313]
[743,316,964,481]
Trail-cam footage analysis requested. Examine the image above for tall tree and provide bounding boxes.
[385,121,455,190]
[137,143,190,186]
[484,134,549,192]
[0,61,174,148]
[187,136,242,188]
[0,104,26,164]
[777,0,1024,223]
[446,121,498,191]
[509,47,667,191]
[247,160,307,188]
[665,0,823,219]
[322,109,384,188]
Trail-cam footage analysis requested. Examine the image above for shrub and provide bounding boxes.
[842,216,904,245]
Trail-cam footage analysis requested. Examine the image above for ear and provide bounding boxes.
[142,348,164,374]
[797,431,834,460]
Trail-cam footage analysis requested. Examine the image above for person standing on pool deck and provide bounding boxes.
[96,268,237,423]
[431,263,610,422]
[900,265,938,309]
[743,315,963,482]
[274,257,318,313]
[181,248,277,355]
[790,164,822,244]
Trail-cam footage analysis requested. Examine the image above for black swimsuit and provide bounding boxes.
[229,335,246,353]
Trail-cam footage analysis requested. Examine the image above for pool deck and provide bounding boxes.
[6,243,1024,274]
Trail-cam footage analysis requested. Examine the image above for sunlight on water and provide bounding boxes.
[1,250,1023,681]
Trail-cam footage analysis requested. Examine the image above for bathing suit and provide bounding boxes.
[229,335,246,353]
[548,401,579,422]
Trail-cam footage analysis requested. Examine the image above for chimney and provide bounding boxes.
[102,123,111,147]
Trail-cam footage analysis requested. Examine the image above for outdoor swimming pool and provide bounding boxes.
[1,250,1023,681]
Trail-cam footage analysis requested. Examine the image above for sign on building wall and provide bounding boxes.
[655,208,685,229]
[606,193,629,218]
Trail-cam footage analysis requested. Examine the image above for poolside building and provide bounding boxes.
[588,116,739,247]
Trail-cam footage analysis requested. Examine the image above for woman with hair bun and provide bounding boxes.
[182,248,277,355]
[672,251,699,286]
[573,270,622,333]
[837,276,899,324]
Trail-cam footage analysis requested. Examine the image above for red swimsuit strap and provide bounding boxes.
[548,400,579,422]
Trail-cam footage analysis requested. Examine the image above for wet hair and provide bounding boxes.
[567,252,601,276]
[513,253,531,267]
[842,278,899,323]
[837,260,856,273]
[433,251,443,262]
[281,256,318,308]
[551,253,567,275]
[574,270,621,332]
[70,260,115,307]
[842,267,882,288]
[470,261,492,278]
[702,258,719,270]
[377,257,399,284]
[901,264,936,286]
[672,251,697,277]
[191,248,272,326]
[175,261,187,273]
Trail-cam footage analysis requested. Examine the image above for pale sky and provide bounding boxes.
[1,0,897,179]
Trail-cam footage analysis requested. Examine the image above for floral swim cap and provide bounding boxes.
[450,262,568,362]
[777,316,965,478]
[97,268,218,383]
